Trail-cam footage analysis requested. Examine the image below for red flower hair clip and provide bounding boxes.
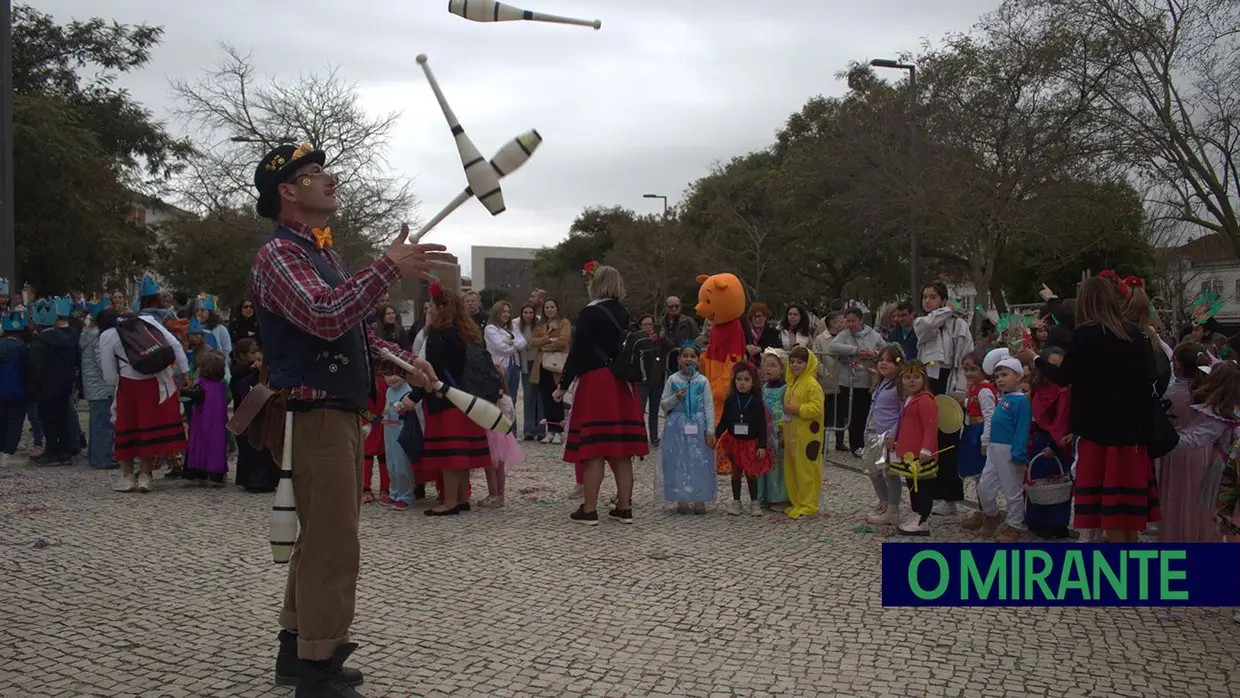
[1123,275,1145,290]
[582,260,600,282]
[1099,269,1130,296]
[428,281,444,302]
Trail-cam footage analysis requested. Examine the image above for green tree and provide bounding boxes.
[12,4,191,293]
[531,206,631,313]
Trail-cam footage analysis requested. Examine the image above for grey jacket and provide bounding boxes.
[79,328,114,401]
[825,325,887,389]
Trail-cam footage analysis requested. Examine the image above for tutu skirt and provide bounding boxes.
[486,430,524,469]
[421,407,490,471]
[719,433,771,477]
[562,368,649,464]
[1073,439,1160,531]
[654,411,716,504]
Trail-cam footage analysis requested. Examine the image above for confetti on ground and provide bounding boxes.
[775,539,789,544]
[821,538,834,543]
[850,524,878,534]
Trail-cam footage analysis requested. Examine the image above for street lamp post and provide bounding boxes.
[870,58,918,304]
[642,193,668,216]
[1,0,15,302]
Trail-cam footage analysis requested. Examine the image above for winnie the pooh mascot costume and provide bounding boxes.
[694,273,748,474]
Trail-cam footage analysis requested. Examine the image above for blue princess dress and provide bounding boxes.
[653,368,716,507]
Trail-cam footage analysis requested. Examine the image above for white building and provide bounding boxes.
[470,245,538,295]
[1158,233,1240,328]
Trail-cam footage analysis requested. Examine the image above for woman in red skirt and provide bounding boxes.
[98,312,190,493]
[553,264,650,526]
[413,283,490,516]
[362,374,389,504]
[1026,275,1161,542]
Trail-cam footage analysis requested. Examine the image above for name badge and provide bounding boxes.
[733,423,750,436]
[684,422,699,435]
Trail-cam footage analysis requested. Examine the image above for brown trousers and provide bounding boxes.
[278,409,364,660]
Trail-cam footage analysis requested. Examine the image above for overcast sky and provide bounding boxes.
[33,0,999,276]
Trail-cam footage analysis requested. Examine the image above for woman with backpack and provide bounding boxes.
[552,264,650,526]
[412,282,492,516]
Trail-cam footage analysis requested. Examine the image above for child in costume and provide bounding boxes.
[717,360,770,516]
[1025,347,1073,539]
[182,350,229,486]
[757,349,788,509]
[864,344,905,525]
[974,357,1032,541]
[230,339,278,493]
[384,374,415,511]
[657,342,716,515]
[363,374,390,505]
[482,392,523,508]
[1172,362,1240,536]
[887,360,939,535]
[955,350,995,484]
[782,346,825,520]
[1166,352,1232,541]
[693,273,748,474]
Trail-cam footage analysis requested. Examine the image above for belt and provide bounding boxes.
[288,399,380,423]
[967,416,983,424]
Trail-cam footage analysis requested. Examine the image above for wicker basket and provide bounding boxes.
[1025,453,1073,506]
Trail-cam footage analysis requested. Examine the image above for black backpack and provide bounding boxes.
[594,305,653,384]
[447,341,504,403]
[117,316,176,375]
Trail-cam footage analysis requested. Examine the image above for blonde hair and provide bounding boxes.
[1123,286,1162,356]
[588,265,626,301]
[1076,276,1129,339]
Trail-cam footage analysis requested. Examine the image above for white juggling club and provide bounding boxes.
[416,54,505,216]
[380,349,513,433]
[414,129,543,242]
[270,411,297,564]
[448,0,601,29]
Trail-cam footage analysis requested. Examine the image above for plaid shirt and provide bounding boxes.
[251,220,411,403]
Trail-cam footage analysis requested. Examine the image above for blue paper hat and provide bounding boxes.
[196,293,217,311]
[187,318,205,335]
[85,298,111,319]
[130,299,141,314]
[0,278,8,296]
[52,296,74,318]
[137,272,160,298]
[32,299,53,327]
[1,310,26,333]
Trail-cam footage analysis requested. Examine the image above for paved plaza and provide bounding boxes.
[2,408,1238,697]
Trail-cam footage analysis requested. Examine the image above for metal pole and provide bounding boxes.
[0,0,15,302]
[907,66,918,306]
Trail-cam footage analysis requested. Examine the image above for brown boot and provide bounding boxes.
[979,514,1003,536]
[960,511,986,530]
[996,524,1027,542]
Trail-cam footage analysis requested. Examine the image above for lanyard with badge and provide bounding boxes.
[681,370,700,435]
[733,394,752,436]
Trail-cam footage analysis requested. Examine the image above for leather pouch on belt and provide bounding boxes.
[227,383,288,458]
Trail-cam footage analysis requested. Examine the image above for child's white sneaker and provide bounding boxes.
[932,500,958,516]
[113,473,137,493]
[749,501,763,517]
[551,433,563,445]
[725,500,742,516]
[898,516,931,536]
[137,473,153,493]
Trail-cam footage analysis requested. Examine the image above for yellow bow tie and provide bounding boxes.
[311,227,332,250]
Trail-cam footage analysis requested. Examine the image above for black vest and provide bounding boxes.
[254,228,371,408]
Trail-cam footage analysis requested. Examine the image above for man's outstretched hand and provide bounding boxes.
[386,223,453,280]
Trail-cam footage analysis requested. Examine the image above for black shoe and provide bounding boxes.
[276,631,363,688]
[31,454,57,467]
[608,508,634,524]
[570,505,599,526]
[523,435,535,442]
[458,501,471,512]
[295,642,365,697]
[424,505,460,517]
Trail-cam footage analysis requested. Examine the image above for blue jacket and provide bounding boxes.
[989,391,1032,465]
[0,336,26,402]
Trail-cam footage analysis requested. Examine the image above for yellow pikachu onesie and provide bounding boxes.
[782,350,825,519]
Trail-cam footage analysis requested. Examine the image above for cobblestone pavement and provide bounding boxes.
[1,408,1238,697]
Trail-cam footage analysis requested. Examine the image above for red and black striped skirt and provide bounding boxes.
[420,407,490,471]
[1073,439,1161,531]
[562,368,650,464]
[113,377,187,461]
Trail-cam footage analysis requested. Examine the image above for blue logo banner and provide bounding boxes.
[881,543,1240,606]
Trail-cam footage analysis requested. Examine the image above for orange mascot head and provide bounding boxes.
[694,273,746,324]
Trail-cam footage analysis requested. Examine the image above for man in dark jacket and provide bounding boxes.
[660,295,699,373]
[27,302,81,466]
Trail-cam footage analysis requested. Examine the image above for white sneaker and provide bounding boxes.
[725,500,742,516]
[898,516,931,536]
[551,433,563,445]
[932,501,958,516]
[749,501,763,517]
[867,507,901,525]
[852,448,864,458]
[137,473,153,492]
[540,434,554,444]
[113,474,137,492]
